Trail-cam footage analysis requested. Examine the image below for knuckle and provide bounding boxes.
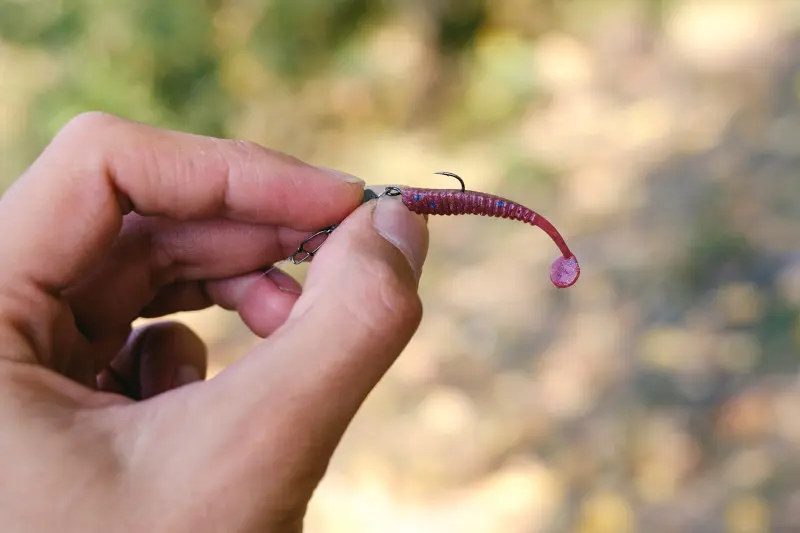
[227,138,261,154]
[213,138,264,176]
[53,112,127,172]
[225,139,304,169]
[224,138,307,168]
[224,139,287,165]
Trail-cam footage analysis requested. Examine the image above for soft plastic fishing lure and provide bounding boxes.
[290,172,580,288]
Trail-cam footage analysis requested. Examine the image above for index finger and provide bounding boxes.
[0,112,364,291]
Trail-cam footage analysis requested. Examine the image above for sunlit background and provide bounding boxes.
[2,0,800,531]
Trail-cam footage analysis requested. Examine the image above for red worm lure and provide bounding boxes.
[290,172,580,289]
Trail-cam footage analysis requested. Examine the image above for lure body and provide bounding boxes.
[398,186,580,289]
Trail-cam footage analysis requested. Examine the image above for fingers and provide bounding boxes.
[139,267,303,337]
[64,214,305,339]
[0,111,364,293]
[0,112,363,363]
[72,266,299,391]
[97,321,207,400]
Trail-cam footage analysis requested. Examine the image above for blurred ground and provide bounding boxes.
[2,0,800,531]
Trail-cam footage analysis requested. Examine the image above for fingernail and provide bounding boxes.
[267,268,303,295]
[316,166,365,186]
[372,196,428,280]
[174,365,202,387]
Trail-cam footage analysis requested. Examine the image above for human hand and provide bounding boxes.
[0,113,428,532]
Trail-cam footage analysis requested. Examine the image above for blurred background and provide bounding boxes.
[1,0,800,531]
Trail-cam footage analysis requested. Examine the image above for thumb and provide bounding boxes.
[201,192,428,453]
[283,191,429,401]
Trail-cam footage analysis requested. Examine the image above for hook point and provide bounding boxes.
[434,171,466,193]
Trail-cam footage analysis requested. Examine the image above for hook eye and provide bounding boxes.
[379,186,402,198]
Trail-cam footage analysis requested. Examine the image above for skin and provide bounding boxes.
[0,112,429,532]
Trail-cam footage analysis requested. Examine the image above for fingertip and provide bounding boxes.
[313,165,366,187]
[238,277,301,337]
[204,269,302,338]
[265,267,303,296]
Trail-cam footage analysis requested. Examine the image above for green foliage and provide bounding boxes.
[431,0,487,55]
[252,0,382,81]
[0,0,84,48]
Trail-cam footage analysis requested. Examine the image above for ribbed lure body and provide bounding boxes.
[399,187,580,288]
[402,187,532,219]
